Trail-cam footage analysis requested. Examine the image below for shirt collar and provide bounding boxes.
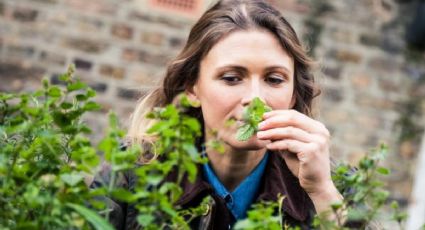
[202,152,269,219]
[174,151,313,222]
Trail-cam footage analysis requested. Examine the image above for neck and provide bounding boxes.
[206,145,267,191]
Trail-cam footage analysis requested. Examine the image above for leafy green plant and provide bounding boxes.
[1,67,420,230]
[234,195,285,230]
[236,97,271,141]
[332,145,390,224]
[126,95,208,229]
[311,144,408,229]
[232,143,411,229]
[0,66,207,230]
[0,65,113,229]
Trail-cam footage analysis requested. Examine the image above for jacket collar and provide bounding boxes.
[174,152,312,222]
[173,163,213,207]
[255,152,312,221]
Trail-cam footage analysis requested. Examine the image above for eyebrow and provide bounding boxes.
[264,65,292,73]
[216,65,292,74]
[216,65,247,74]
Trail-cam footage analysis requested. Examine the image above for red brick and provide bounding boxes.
[378,78,399,92]
[122,48,139,62]
[13,7,38,22]
[399,140,418,159]
[129,11,187,30]
[73,58,93,71]
[360,33,380,47]
[99,64,126,79]
[111,24,134,40]
[169,36,184,48]
[33,0,58,3]
[5,45,35,59]
[74,16,105,33]
[323,66,341,80]
[272,0,311,14]
[322,109,349,123]
[328,49,362,63]
[121,48,170,66]
[323,88,343,103]
[39,51,67,66]
[368,56,401,73]
[62,37,109,54]
[138,50,170,66]
[343,131,368,145]
[117,87,140,100]
[141,31,164,46]
[355,115,381,129]
[0,61,45,92]
[65,0,117,15]
[148,0,203,19]
[331,28,355,44]
[350,73,371,89]
[355,94,396,110]
[129,69,160,86]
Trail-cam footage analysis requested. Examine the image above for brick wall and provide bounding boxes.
[1,0,424,212]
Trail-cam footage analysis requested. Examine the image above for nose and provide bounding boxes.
[241,78,265,106]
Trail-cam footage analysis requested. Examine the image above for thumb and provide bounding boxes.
[278,150,299,178]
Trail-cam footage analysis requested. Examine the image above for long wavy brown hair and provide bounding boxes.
[128,0,319,146]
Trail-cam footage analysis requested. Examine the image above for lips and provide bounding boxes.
[235,120,245,127]
[226,116,245,128]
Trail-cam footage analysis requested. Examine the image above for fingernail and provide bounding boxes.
[258,122,265,130]
[257,131,264,138]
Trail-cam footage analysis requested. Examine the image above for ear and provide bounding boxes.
[185,84,200,105]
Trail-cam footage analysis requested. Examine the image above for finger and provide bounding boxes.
[278,150,300,178]
[266,139,319,160]
[257,126,315,143]
[261,110,326,134]
[260,110,329,137]
[268,138,329,165]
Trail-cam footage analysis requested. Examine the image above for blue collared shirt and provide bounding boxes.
[202,152,269,220]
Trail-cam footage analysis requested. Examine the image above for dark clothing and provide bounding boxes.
[93,152,316,229]
[202,151,269,220]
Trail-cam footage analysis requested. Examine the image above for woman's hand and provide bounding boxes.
[257,109,343,214]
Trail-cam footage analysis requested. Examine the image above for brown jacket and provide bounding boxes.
[93,152,316,229]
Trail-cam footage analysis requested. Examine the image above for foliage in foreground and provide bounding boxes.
[0,66,413,229]
[0,66,111,229]
[0,65,209,229]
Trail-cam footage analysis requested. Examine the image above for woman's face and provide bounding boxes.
[190,29,295,150]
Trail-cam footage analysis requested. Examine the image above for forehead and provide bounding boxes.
[201,29,294,71]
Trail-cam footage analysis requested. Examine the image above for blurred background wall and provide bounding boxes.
[0,0,424,227]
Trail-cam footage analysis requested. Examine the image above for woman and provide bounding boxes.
[107,0,343,229]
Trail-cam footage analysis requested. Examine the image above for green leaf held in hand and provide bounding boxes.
[236,97,271,141]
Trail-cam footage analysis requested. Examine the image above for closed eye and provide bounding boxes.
[265,73,286,85]
[221,73,242,85]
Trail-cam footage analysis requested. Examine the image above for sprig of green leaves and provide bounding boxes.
[236,97,271,141]
[234,195,286,230]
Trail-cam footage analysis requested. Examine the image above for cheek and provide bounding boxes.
[198,86,239,127]
[266,87,295,110]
